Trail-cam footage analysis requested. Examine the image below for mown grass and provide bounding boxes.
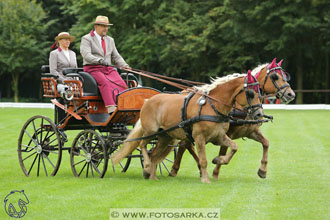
[0,108,329,219]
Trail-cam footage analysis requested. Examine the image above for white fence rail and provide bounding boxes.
[0,102,329,110]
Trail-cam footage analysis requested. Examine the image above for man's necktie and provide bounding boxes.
[101,37,106,55]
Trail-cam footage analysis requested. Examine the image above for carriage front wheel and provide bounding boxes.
[18,115,62,177]
[70,130,108,178]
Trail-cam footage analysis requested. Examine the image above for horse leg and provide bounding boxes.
[149,135,174,180]
[170,141,200,177]
[248,128,269,178]
[194,136,210,183]
[213,135,238,166]
[169,141,186,177]
[186,143,201,172]
[140,139,152,179]
[212,146,228,180]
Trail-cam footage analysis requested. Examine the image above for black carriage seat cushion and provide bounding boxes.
[41,65,50,73]
[78,71,100,96]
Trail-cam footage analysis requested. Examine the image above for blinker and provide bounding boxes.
[270,73,279,81]
[245,89,255,99]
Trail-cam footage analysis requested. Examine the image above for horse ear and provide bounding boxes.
[278,59,283,66]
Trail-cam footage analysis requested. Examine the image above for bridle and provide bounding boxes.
[232,75,262,117]
[261,65,291,101]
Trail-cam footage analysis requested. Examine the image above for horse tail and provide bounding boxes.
[111,119,143,165]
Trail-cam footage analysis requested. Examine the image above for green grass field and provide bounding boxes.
[0,108,329,220]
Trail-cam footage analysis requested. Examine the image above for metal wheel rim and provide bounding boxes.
[70,130,108,178]
[18,115,62,177]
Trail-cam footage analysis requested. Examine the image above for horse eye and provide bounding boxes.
[246,89,255,99]
[270,73,279,81]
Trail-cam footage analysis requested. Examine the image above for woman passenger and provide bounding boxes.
[49,32,78,84]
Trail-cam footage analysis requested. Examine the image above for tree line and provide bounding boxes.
[0,0,329,103]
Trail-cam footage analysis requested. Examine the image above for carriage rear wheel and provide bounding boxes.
[70,130,108,178]
[18,115,62,177]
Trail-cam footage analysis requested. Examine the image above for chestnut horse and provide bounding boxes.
[170,58,295,179]
[111,71,264,183]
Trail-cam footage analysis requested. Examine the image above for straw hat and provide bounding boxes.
[55,32,75,42]
[94,15,113,26]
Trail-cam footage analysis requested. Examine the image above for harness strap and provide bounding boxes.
[125,114,230,143]
[181,92,196,143]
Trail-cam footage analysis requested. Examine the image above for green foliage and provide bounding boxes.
[0,0,51,101]
[1,0,329,103]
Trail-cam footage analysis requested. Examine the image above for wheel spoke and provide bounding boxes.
[40,118,44,145]
[23,151,37,161]
[73,159,86,167]
[78,162,87,177]
[31,121,40,145]
[37,154,41,176]
[161,161,171,173]
[21,144,35,150]
[41,154,48,177]
[86,163,89,177]
[159,163,163,175]
[164,158,174,163]
[79,143,88,155]
[90,162,94,177]
[27,154,38,175]
[91,161,102,175]
[24,129,38,146]
[44,154,56,169]
[42,149,58,154]
[46,136,59,146]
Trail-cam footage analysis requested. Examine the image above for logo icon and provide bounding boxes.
[4,190,29,218]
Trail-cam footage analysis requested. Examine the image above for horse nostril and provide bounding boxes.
[288,92,295,98]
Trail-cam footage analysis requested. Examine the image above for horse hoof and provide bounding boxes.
[143,170,150,179]
[201,178,211,183]
[257,169,267,178]
[212,157,218,164]
[169,171,177,177]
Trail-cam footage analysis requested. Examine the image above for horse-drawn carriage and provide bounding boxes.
[17,65,176,178]
[17,58,295,182]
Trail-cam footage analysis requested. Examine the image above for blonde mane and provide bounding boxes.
[194,63,269,94]
[251,63,268,76]
[194,73,245,94]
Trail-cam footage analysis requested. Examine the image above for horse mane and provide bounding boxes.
[251,63,268,76]
[194,73,245,94]
[194,63,269,94]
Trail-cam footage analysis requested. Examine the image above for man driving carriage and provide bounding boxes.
[80,15,132,114]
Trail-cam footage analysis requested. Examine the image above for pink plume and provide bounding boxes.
[247,70,254,84]
[278,59,283,66]
[51,42,57,49]
[269,58,277,68]
[247,70,259,92]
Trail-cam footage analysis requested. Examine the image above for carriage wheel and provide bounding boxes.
[18,115,62,177]
[70,130,108,178]
[140,140,178,176]
[106,139,132,173]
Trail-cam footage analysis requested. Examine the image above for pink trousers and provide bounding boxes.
[83,65,127,106]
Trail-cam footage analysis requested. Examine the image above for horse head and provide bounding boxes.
[234,70,264,120]
[256,58,295,103]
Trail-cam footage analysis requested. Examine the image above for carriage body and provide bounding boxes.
[17,66,177,178]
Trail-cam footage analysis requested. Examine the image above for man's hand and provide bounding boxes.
[123,65,132,70]
[99,59,110,66]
